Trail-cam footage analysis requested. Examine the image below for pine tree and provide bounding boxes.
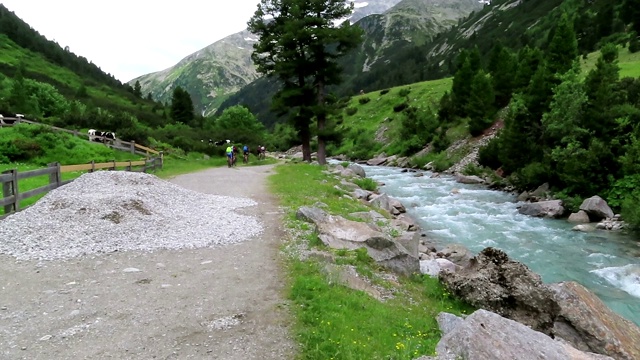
[583,43,621,140]
[451,57,474,117]
[467,70,495,136]
[546,13,578,77]
[514,46,543,91]
[248,0,362,164]
[133,80,142,98]
[170,86,195,125]
[488,43,516,108]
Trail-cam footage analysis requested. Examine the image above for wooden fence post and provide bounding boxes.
[159,151,164,169]
[126,160,132,171]
[48,162,61,189]
[112,159,116,171]
[90,160,95,173]
[2,169,17,214]
[130,140,135,154]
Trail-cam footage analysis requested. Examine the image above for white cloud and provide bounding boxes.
[2,0,261,82]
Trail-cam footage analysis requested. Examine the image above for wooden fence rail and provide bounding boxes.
[0,156,163,220]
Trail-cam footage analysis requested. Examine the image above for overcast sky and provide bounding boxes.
[2,0,261,82]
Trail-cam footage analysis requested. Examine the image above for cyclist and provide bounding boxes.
[232,145,238,166]
[242,144,250,164]
[226,145,234,167]
[257,145,266,160]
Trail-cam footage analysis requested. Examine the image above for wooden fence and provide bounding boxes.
[0,156,163,220]
[0,117,162,159]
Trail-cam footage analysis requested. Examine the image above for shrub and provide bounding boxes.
[345,107,358,116]
[629,36,640,53]
[514,162,550,190]
[353,177,378,191]
[398,88,411,97]
[393,102,408,112]
[478,138,502,169]
[358,97,371,105]
[462,163,483,176]
[380,89,390,95]
[621,189,640,230]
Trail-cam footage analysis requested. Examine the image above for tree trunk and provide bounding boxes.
[299,121,312,162]
[316,80,327,165]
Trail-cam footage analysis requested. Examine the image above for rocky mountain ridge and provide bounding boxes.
[131,0,482,117]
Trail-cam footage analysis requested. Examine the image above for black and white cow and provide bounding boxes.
[213,139,232,146]
[88,129,116,144]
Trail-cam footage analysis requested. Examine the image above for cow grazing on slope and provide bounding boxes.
[88,129,116,144]
[213,139,232,146]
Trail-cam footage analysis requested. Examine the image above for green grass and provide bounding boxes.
[333,78,452,159]
[0,34,155,118]
[269,163,474,359]
[269,163,371,219]
[580,45,640,78]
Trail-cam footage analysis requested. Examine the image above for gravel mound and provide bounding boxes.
[0,171,263,261]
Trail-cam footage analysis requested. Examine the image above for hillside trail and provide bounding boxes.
[0,164,297,360]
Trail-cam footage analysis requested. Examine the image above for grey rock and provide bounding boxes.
[440,247,560,335]
[551,281,640,360]
[518,200,565,218]
[568,210,590,224]
[437,244,474,268]
[296,206,329,224]
[366,157,387,166]
[347,163,366,178]
[571,224,596,232]
[435,310,613,360]
[314,214,419,276]
[579,195,614,221]
[352,188,372,200]
[517,191,530,202]
[531,182,550,198]
[454,174,485,184]
[436,312,463,336]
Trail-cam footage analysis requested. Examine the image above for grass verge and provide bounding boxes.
[269,162,474,359]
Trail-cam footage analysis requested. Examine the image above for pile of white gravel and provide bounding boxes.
[0,171,263,261]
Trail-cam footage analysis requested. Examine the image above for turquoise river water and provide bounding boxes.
[362,165,640,326]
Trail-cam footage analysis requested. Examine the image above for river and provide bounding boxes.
[362,165,640,326]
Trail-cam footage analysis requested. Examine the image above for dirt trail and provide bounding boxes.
[0,164,296,359]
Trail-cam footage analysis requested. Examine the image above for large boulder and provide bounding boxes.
[579,196,614,221]
[298,207,419,276]
[568,210,591,224]
[440,247,560,335]
[437,244,474,268]
[370,193,407,215]
[551,281,640,360]
[455,174,485,184]
[434,310,613,360]
[347,163,366,178]
[518,200,565,218]
[366,157,387,166]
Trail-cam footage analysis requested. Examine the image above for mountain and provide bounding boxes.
[340,0,483,86]
[218,0,483,127]
[130,29,259,117]
[131,0,407,117]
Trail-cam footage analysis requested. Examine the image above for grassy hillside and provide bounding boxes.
[580,46,640,78]
[331,44,640,162]
[0,34,164,125]
[332,77,453,159]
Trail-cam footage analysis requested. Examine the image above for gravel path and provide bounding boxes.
[0,164,296,359]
